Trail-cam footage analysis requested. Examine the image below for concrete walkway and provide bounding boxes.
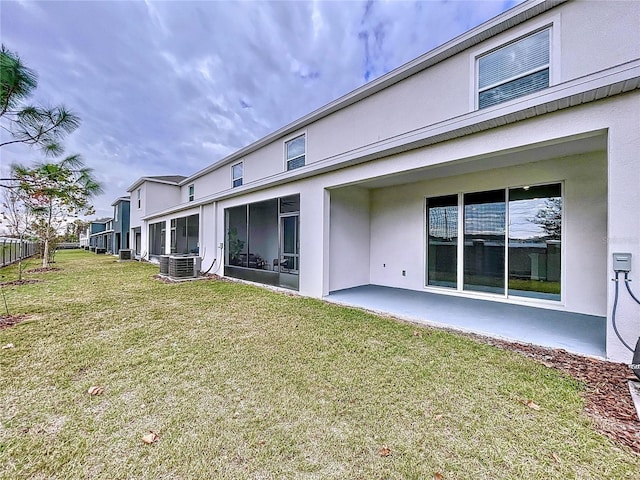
[326,285,606,357]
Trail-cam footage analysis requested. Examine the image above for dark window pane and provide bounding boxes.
[427,195,458,288]
[280,195,300,213]
[508,184,561,300]
[287,155,305,170]
[479,69,549,109]
[464,190,505,293]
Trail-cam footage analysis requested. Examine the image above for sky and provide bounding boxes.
[1,0,522,219]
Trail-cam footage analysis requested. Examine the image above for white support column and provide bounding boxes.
[299,183,330,297]
[606,99,640,362]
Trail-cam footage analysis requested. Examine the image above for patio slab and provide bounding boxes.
[326,285,606,358]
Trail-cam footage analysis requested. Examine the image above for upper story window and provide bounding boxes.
[188,184,194,202]
[285,134,305,171]
[232,162,243,188]
[114,204,119,218]
[137,189,141,209]
[478,28,550,109]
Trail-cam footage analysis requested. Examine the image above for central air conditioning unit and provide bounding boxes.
[118,249,133,261]
[158,255,170,275]
[168,255,202,279]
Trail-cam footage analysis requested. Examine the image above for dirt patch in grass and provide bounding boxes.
[0,279,41,287]
[479,336,640,453]
[0,314,28,331]
[25,267,62,273]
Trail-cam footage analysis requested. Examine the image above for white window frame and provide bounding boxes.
[188,184,194,202]
[231,161,243,188]
[283,132,306,171]
[423,181,565,308]
[468,16,560,111]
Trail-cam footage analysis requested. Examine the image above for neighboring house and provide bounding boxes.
[111,196,131,254]
[124,0,640,362]
[128,176,186,259]
[79,227,90,249]
[88,218,113,252]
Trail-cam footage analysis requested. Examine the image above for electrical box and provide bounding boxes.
[613,252,632,273]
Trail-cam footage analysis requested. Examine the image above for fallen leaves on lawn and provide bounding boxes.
[0,314,28,331]
[87,386,105,396]
[518,398,541,411]
[378,445,391,457]
[0,279,41,287]
[142,431,159,444]
[2,343,14,349]
[434,473,444,480]
[552,452,561,463]
[25,267,62,273]
[413,330,422,337]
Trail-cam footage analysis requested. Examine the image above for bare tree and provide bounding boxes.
[0,188,33,279]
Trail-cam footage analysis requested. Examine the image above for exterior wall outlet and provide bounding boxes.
[613,252,632,272]
[402,270,406,276]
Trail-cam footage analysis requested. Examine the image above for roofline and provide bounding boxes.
[89,229,114,237]
[110,196,131,206]
[126,176,184,192]
[180,0,563,185]
[141,60,640,220]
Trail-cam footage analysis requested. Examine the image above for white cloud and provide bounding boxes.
[1,0,521,218]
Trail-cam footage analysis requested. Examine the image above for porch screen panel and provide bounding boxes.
[226,206,248,267]
[149,221,165,256]
[508,184,561,300]
[248,200,278,270]
[427,195,458,288]
[186,214,199,254]
[464,190,505,293]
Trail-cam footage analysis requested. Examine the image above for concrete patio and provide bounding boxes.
[326,285,606,358]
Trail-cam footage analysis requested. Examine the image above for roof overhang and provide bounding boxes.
[127,177,184,193]
[110,196,131,206]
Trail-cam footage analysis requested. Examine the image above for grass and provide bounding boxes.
[0,250,638,479]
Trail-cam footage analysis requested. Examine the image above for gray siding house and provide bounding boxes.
[111,196,131,253]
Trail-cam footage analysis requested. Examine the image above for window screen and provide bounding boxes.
[478,29,550,109]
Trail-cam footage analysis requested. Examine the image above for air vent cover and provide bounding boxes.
[119,249,133,261]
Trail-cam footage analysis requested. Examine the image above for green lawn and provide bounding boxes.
[0,250,638,479]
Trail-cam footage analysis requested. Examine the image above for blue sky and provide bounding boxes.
[1,0,521,218]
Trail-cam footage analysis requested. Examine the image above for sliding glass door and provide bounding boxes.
[463,190,506,294]
[426,183,561,301]
[508,184,561,300]
[427,195,458,288]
